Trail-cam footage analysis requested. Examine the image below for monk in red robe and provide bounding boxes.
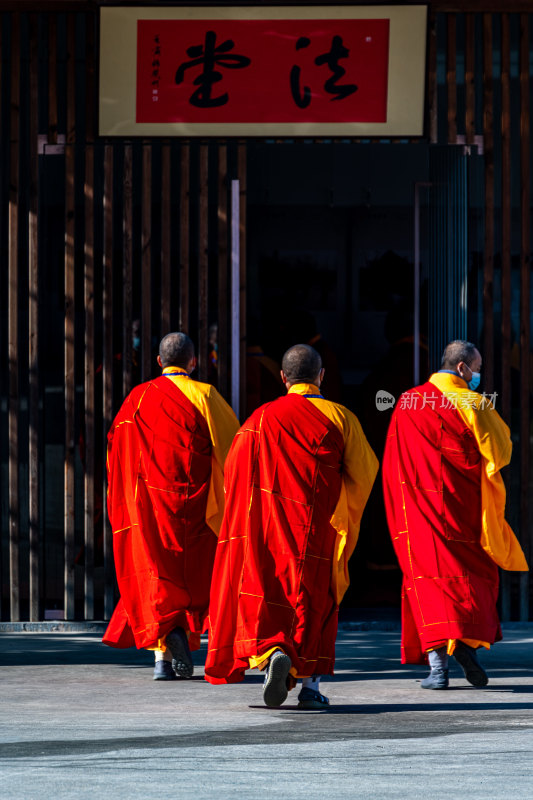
[383,339,528,689]
[205,344,378,708]
[103,333,239,680]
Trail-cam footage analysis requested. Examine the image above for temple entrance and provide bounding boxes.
[246,141,433,612]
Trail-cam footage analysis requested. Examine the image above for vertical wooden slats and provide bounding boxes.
[102,145,114,620]
[28,13,40,621]
[238,143,247,418]
[161,143,171,336]
[122,145,133,398]
[83,12,96,621]
[465,13,476,145]
[217,145,229,399]
[482,13,495,392]
[500,14,511,428]
[141,144,152,381]
[447,14,457,143]
[198,144,209,381]
[64,12,76,620]
[179,144,190,334]
[519,13,530,619]
[8,13,21,622]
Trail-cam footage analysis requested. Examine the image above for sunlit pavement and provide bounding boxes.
[1,626,532,799]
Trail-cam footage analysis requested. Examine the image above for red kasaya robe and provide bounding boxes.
[382,378,525,664]
[103,376,216,651]
[205,393,346,683]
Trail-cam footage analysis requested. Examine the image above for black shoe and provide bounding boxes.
[165,627,194,679]
[453,642,488,687]
[297,688,330,709]
[420,668,449,689]
[263,651,291,708]
[153,660,177,681]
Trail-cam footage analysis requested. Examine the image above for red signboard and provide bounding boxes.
[136,19,390,124]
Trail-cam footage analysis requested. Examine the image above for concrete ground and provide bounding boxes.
[0,627,532,799]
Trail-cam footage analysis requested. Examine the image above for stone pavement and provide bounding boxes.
[0,627,532,799]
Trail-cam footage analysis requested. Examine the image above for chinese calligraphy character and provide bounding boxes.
[290,34,358,109]
[175,30,251,108]
[399,393,418,410]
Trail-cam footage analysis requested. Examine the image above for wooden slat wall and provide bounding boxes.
[429,9,532,620]
[0,4,530,623]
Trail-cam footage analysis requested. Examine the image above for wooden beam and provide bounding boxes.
[8,12,21,622]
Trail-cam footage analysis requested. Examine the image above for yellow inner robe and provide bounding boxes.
[426,372,528,655]
[151,367,240,654]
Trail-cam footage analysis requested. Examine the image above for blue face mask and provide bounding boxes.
[467,368,481,391]
[133,336,141,350]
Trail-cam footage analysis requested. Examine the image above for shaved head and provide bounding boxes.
[159,332,195,368]
[441,340,479,370]
[281,344,322,384]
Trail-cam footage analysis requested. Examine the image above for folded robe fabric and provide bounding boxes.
[382,373,527,665]
[205,390,377,684]
[103,376,220,651]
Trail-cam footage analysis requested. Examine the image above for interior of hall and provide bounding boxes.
[246,141,432,612]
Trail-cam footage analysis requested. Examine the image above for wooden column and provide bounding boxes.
[161,143,171,337]
[28,13,40,621]
[519,13,531,619]
[427,11,438,144]
[465,13,476,145]
[141,144,152,381]
[122,145,133,399]
[500,13,511,427]
[64,13,76,620]
[238,143,247,419]
[198,144,209,381]
[447,14,457,143]
[103,145,114,620]
[179,144,190,333]
[217,145,229,399]
[8,13,21,622]
[83,12,96,620]
[482,13,495,392]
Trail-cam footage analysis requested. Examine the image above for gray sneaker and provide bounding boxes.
[420,668,449,689]
[453,642,488,687]
[165,627,194,679]
[263,651,291,707]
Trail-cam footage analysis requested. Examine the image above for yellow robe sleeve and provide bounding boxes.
[166,376,240,536]
[199,387,240,536]
[330,409,379,604]
[429,372,528,572]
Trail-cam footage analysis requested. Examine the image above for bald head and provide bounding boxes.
[281,344,322,386]
[441,340,480,371]
[159,332,195,368]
